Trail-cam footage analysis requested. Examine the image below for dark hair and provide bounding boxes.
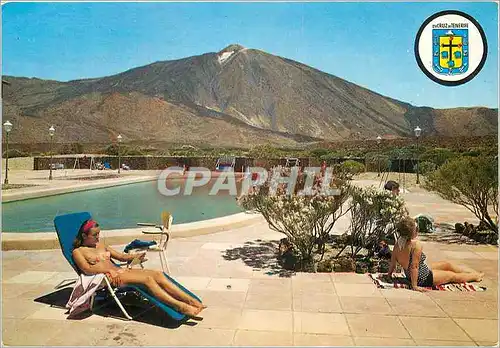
[384,180,400,191]
[73,219,90,249]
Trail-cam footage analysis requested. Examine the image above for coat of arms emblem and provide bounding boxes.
[432,29,469,75]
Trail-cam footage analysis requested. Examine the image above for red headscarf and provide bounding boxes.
[82,219,97,234]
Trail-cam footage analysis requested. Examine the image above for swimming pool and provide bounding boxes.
[2,181,243,232]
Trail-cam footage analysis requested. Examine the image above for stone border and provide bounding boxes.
[1,212,265,251]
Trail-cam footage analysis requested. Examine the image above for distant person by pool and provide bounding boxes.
[384,180,400,196]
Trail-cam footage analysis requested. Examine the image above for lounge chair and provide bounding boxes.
[54,211,202,321]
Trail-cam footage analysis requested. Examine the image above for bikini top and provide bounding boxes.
[87,250,111,265]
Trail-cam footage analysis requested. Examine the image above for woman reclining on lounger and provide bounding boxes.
[72,219,206,318]
[386,216,483,292]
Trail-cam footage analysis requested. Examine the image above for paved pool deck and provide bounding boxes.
[2,221,498,346]
[1,171,498,346]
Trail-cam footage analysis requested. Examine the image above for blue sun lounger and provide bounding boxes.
[54,212,202,321]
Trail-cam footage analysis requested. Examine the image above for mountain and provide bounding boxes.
[2,44,497,147]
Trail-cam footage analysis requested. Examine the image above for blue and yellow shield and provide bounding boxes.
[432,29,469,75]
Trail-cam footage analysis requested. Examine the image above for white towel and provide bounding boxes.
[66,273,105,318]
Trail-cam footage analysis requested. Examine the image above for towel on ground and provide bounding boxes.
[66,273,106,317]
[369,273,486,292]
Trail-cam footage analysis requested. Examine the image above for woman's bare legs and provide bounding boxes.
[118,270,202,318]
[148,270,206,309]
[431,261,474,273]
[433,269,484,286]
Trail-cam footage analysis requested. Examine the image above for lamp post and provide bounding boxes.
[49,125,55,180]
[117,134,122,174]
[414,126,421,185]
[376,135,382,177]
[3,120,13,185]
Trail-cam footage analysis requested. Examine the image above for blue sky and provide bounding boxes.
[2,2,498,108]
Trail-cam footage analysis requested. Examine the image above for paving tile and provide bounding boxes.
[249,278,292,292]
[455,319,499,343]
[206,278,250,292]
[233,329,293,346]
[380,288,430,300]
[434,299,498,319]
[292,278,336,295]
[40,272,78,286]
[194,307,243,330]
[136,326,236,346]
[195,290,247,309]
[293,312,350,335]
[293,272,333,282]
[353,337,416,346]
[293,292,342,313]
[475,341,499,346]
[5,271,59,284]
[334,283,383,298]
[239,309,293,332]
[2,318,71,346]
[386,297,447,317]
[294,333,354,346]
[332,273,374,284]
[475,252,499,260]
[245,291,292,311]
[413,339,476,346]
[27,306,69,321]
[427,288,498,303]
[399,316,470,341]
[2,297,47,319]
[346,314,410,338]
[213,266,254,279]
[1,283,40,299]
[201,242,244,250]
[339,296,394,315]
[444,251,484,260]
[173,276,212,291]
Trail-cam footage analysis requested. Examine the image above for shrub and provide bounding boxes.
[339,186,408,258]
[424,156,498,233]
[340,160,365,175]
[2,149,29,158]
[414,161,437,175]
[309,148,329,159]
[420,148,458,167]
[238,173,351,270]
[365,153,390,173]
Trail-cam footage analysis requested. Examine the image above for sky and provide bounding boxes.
[1,1,498,109]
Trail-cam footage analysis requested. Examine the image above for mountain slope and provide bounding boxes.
[2,44,497,146]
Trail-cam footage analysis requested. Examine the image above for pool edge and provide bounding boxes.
[1,212,265,251]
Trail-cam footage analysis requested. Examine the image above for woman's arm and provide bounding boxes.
[387,244,398,277]
[72,248,116,275]
[105,244,145,263]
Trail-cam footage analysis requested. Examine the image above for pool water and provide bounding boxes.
[2,181,243,232]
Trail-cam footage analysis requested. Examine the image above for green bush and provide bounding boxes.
[104,144,119,156]
[2,149,29,158]
[309,148,329,159]
[424,156,498,233]
[420,148,458,167]
[340,160,365,175]
[415,161,437,175]
[365,153,390,173]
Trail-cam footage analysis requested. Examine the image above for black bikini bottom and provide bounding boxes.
[419,270,434,287]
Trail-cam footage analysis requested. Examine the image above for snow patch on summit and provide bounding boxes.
[218,51,234,64]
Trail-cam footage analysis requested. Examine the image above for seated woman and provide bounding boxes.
[72,219,206,318]
[387,216,483,291]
